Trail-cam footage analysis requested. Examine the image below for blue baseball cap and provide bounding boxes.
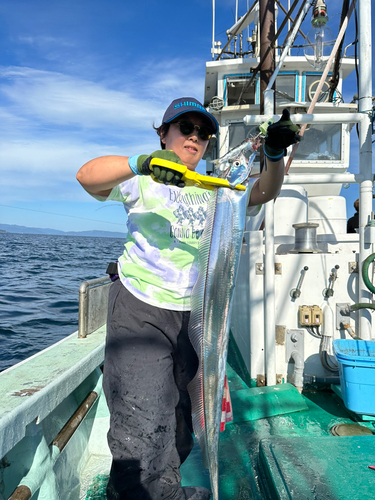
[162,97,219,134]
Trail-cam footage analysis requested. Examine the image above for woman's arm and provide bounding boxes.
[76,150,188,197]
[76,155,134,197]
[248,109,300,207]
[248,158,284,206]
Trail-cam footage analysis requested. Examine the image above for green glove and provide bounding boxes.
[137,150,185,187]
[264,109,301,160]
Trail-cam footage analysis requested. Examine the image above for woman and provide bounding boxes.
[76,98,299,500]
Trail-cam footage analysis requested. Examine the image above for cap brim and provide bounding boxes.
[164,109,219,134]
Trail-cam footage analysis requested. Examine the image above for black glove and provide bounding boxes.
[264,109,301,159]
[137,150,185,187]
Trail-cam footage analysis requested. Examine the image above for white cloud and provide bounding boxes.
[0,61,206,134]
[18,36,76,48]
[0,66,166,130]
[139,58,205,99]
[0,134,158,175]
[0,57,208,204]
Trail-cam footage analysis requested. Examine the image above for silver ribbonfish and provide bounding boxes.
[188,139,257,500]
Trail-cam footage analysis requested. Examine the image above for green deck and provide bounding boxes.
[179,365,375,500]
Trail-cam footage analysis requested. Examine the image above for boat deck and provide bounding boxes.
[3,330,374,500]
[85,359,375,500]
[179,364,375,500]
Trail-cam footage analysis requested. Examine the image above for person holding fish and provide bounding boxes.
[76,98,300,500]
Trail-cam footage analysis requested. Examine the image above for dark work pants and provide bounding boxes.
[103,280,199,500]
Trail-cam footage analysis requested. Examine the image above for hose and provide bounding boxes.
[336,255,375,341]
[290,350,304,392]
[344,253,375,315]
[320,305,339,373]
[319,335,339,373]
[348,303,375,312]
[362,253,375,294]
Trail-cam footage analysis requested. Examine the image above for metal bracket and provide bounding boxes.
[336,303,351,330]
[275,263,282,275]
[256,263,282,275]
[349,262,358,274]
[79,276,112,338]
[276,325,286,345]
[256,263,264,274]
[286,329,304,362]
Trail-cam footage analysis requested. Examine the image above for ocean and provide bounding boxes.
[0,232,125,372]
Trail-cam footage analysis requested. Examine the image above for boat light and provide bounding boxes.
[304,0,334,71]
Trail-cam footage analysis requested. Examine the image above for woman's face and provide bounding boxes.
[161,112,211,170]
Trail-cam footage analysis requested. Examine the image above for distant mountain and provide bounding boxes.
[0,223,126,238]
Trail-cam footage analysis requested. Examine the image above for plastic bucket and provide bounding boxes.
[333,339,375,415]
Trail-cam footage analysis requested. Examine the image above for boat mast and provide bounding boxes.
[259,0,275,116]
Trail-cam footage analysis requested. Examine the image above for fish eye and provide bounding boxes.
[233,160,241,167]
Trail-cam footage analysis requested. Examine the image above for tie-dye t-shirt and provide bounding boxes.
[105,175,259,311]
[106,175,211,310]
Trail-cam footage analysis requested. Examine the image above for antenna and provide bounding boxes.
[212,0,215,60]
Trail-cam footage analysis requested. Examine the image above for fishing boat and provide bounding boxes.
[1,0,374,499]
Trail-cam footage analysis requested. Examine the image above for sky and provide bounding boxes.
[0,0,374,233]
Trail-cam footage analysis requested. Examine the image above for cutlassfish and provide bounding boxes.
[188,138,258,500]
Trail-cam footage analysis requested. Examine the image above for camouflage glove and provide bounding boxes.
[264,109,301,160]
[136,150,185,187]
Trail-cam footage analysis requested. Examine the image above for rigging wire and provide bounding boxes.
[215,0,258,61]
[235,0,302,105]
[278,0,312,52]
[0,203,125,226]
[275,0,307,43]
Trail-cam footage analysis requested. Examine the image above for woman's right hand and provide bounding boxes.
[136,150,186,187]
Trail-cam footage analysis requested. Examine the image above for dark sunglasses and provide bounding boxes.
[172,120,212,141]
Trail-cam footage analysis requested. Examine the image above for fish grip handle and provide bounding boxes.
[149,158,245,191]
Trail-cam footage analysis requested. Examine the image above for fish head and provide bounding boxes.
[212,139,256,188]
[225,152,250,187]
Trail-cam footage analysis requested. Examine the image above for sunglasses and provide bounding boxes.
[172,120,212,141]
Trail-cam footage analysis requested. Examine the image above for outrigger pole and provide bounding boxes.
[259,0,277,386]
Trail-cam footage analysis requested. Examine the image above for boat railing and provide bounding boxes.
[7,377,102,500]
[78,276,112,338]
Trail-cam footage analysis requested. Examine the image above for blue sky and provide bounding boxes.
[0,0,373,233]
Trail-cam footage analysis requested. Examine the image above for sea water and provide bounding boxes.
[0,232,125,371]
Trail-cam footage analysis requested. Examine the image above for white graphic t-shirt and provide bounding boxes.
[106,175,259,311]
[107,176,211,310]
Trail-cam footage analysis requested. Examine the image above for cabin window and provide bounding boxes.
[275,73,297,105]
[293,123,342,161]
[225,76,257,106]
[303,73,331,102]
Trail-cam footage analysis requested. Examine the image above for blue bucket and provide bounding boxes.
[333,339,375,415]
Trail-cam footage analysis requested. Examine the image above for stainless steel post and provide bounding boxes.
[358,0,373,339]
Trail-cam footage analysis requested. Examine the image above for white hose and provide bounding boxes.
[290,350,304,392]
[320,304,339,373]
